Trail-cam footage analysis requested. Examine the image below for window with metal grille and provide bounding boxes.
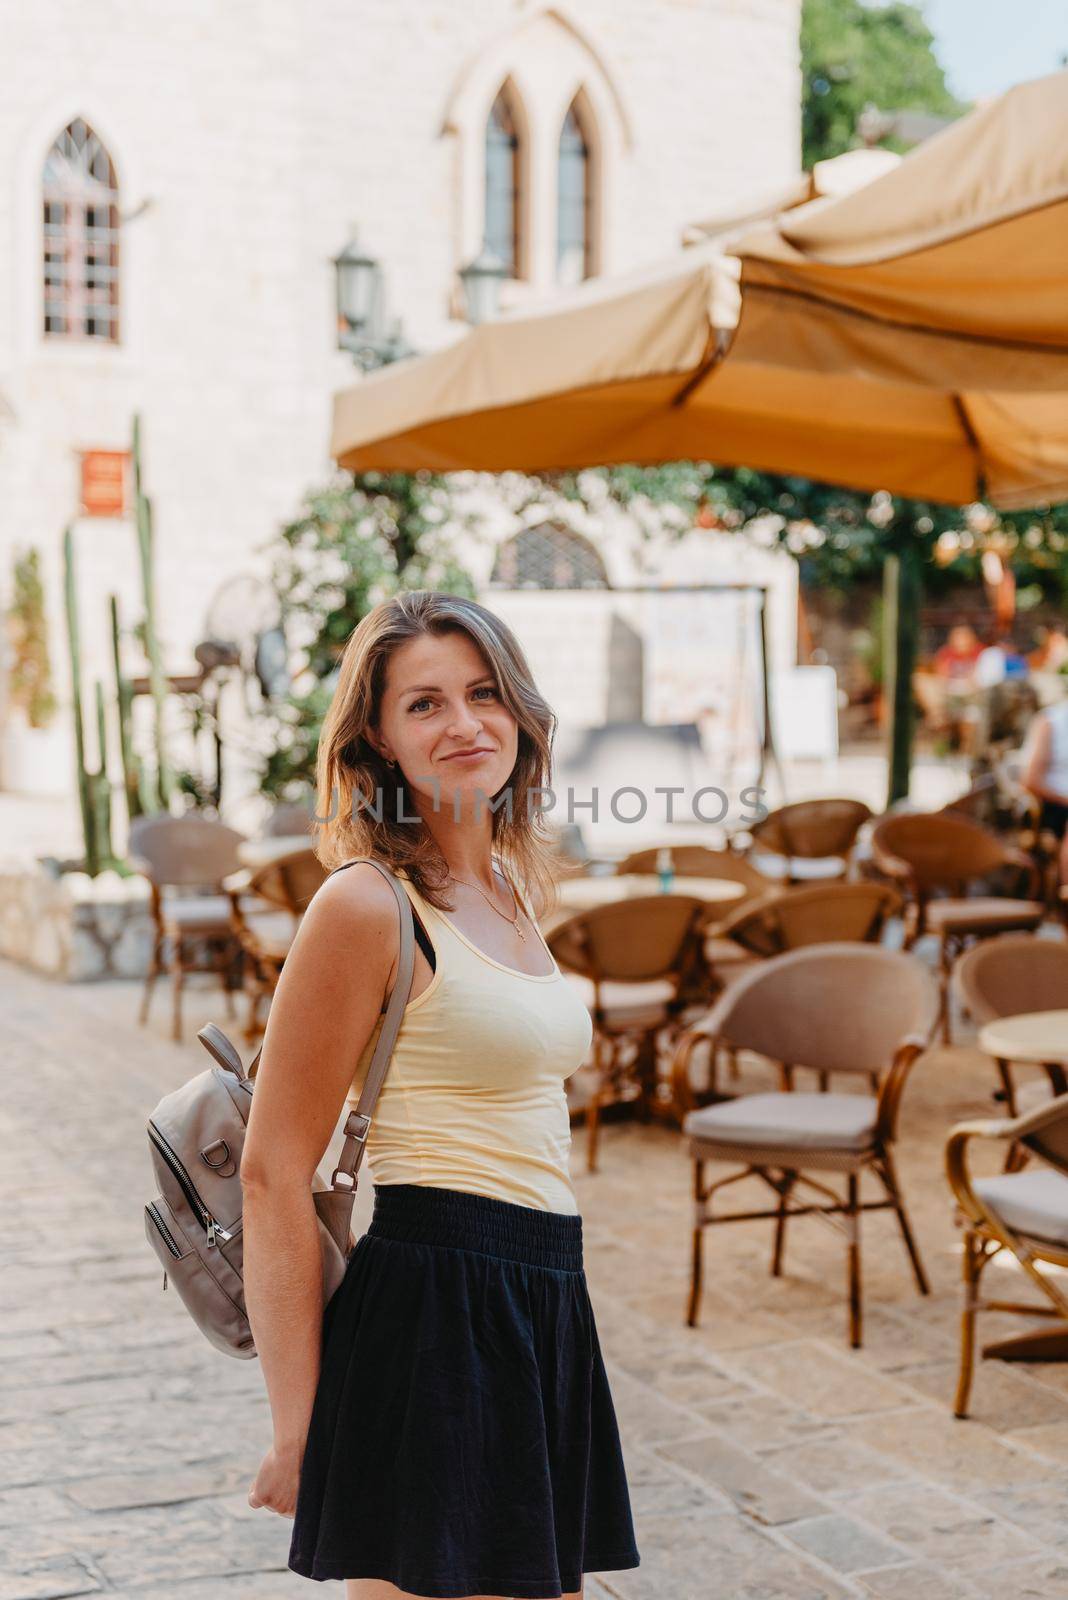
[485,87,522,278]
[557,99,592,286]
[490,524,609,590]
[43,118,120,342]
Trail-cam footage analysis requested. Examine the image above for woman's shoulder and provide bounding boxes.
[306,858,405,941]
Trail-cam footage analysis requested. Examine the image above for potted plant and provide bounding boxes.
[2,547,68,795]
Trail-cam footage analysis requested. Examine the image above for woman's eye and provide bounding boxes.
[407,686,496,714]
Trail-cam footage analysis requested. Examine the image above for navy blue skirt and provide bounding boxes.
[289,1182,641,1596]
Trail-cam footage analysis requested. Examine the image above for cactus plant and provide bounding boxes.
[93,678,114,858]
[110,592,148,819]
[62,524,116,874]
[132,413,174,808]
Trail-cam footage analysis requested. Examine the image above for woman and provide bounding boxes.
[1022,688,1068,884]
[240,591,641,1599]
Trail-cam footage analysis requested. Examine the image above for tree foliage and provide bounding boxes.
[259,472,478,797]
[7,546,57,729]
[801,0,964,165]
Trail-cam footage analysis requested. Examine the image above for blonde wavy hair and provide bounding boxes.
[314,590,561,915]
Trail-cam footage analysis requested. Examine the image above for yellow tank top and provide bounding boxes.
[345,867,594,1214]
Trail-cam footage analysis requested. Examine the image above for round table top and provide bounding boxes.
[553,873,747,912]
[978,1010,1068,1064]
[238,835,315,871]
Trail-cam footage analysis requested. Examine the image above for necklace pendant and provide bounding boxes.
[514,918,526,940]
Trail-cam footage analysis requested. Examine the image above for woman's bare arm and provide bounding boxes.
[1022,715,1065,806]
[240,864,400,1490]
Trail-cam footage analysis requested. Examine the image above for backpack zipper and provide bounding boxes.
[148,1123,234,1248]
[147,1199,183,1258]
[146,1193,247,1319]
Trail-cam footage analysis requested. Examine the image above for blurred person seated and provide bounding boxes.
[922,624,985,756]
[1029,621,1068,674]
[1021,689,1068,883]
[934,623,983,687]
[975,631,1029,688]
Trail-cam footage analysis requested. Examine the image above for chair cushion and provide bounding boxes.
[683,1091,878,1152]
[562,972,671,1011]
[562,972,671,1036]
[163,894,233,932]
[750,854,846,882]
[925,897,1044,932]
[973,1169,1068,1249]
[1013,1078,1056,1116]
[702,937,756,965]
[240,910,299,962]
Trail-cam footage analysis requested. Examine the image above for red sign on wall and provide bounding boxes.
[79,450,130,517]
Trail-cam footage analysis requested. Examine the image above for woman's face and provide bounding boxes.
[372,630,519,818]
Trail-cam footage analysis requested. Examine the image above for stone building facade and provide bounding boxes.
[0,0,801,800]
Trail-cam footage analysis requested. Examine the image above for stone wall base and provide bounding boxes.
[0,867,153,981]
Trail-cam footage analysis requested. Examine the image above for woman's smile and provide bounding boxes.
[440,748,494,764]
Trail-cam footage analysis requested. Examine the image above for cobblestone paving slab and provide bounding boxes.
[853,1564,982,1598]
[5,961,1068,1598]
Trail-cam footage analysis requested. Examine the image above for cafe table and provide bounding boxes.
[550,872,746,914]
[539,873,746,944]
[978,1011,1068,1101]
[976,1009,1068,1362]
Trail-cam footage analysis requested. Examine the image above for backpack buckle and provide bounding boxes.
[343,1111,371,1144]
[330,1111,370,1189]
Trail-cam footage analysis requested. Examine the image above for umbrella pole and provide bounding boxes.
[756,588,784,804]
[883,549,920,808]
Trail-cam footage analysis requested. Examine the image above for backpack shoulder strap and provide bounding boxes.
[247,857,416,1195]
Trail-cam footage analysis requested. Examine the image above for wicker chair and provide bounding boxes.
[870,811,1044,1042]
[720,882,902,960]
[227,846,328,1040]
[675,944,938,1347]
[946,1094,1068,1417]
[615,844,777,1003]
[747,799,873,884]
[705,882,902,1094]
[952,934,1068,1116]
[546,894,712,1170]
[130,814,247,1042]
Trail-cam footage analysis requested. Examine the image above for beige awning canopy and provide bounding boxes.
[332,69,1068,510]
[681,147,902,246]
[331,246,741,473]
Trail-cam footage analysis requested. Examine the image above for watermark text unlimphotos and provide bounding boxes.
[309,780,767,828]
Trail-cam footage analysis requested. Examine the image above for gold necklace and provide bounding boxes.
[447,863,527,941]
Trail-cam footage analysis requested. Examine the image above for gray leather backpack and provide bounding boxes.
[144,858,415,1359]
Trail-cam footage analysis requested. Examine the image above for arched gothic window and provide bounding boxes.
[490,523,609,590]
[557,98,593,286]
[485,88,522,277]
[43,118,120,341]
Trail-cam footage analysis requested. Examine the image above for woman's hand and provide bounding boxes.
[248,1442,303,1517]
[239,867,395,1513]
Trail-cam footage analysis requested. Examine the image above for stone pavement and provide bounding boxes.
[4,957,1068,1599]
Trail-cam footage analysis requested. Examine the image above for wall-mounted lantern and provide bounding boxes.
[458,244,508,325]
[333,231,413,370]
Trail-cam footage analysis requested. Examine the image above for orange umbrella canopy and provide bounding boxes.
[331,70,1068,509]
[730,68,1068,508]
